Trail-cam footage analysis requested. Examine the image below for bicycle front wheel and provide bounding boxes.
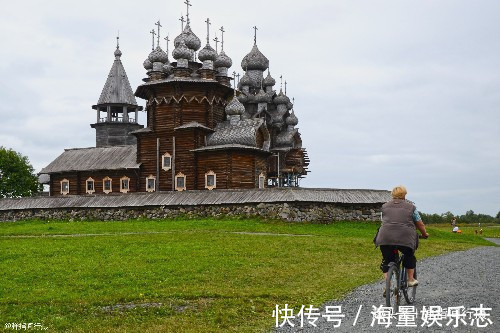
[403,267,417,304]
[386,265,400,309]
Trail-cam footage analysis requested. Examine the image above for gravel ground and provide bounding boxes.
[276,239,499,332]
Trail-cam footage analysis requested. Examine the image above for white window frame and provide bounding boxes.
[86,177,95,194]
[146,175,156,192]
[120,176,130,193]
[258,172,266,189]
[175,172,186,192]
[205,170,216,190]
[162,152,172,171]
[103,176,112,194]
[60,179,70,195]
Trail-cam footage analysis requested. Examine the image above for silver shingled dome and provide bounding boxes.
[148,46,169,63]
[198,44,218,62]
[143,58,153,70]
[273,90,290,105]
[238,72,251,87]
[286,110,298,126]
[241,44,269,71]
[255,88,271,104]
[214,50,232,68]
[172,40,193,60]
[263,72,276,87]
[174,25,201,52]
[225,96,245,116]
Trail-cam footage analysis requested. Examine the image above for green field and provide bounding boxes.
[0,218,496,332]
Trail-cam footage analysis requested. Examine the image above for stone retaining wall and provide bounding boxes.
[0,202,382,223]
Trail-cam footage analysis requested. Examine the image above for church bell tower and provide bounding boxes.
[91,37,144,147]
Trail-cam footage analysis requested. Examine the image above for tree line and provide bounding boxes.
[420,210,500,225]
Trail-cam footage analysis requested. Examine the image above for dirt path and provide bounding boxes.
[276,239,499,332]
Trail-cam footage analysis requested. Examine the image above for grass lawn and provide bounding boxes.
[0,218,496,332]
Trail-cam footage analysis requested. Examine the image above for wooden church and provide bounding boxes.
[40,2,309,196]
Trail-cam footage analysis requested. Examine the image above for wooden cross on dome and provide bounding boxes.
[205,18,211,44]
[220,26,225,51]
[213,35,219,53]
[232,71,237,93]
[253,26,258,44]
[164,34,170,54]
[184,0,192,25]
[179,14,185,31]
[155,20,162,46]
[150,29,156,50]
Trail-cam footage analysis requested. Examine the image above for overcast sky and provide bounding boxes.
[0,0,499,216]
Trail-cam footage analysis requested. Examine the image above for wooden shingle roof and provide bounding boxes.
[95,48,138,107]
[39,145,140,174]
[0,188,391,211]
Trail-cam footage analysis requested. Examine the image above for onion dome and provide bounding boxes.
[239,72,251,86]
[148,46,169,63]
[114,47,122,58]
[263,72,275,87]
[163,62,173,74]
[198,44,217,62]
[286,110,298,127]
[143,58,153,70]
[241,44,269,71]
[255,88,271,104]
[273,90,290,105]
[237,93,250,103]
[225,96,245,116]
[172,40,193,60]
[214,50,232,68]
[174,25,201,51]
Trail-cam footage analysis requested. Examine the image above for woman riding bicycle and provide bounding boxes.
[375,186,429,288]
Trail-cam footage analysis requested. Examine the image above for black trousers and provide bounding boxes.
[379,245,416,273]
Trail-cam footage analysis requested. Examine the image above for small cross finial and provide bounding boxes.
[155,20,162,47]
[279,75,283,90]
[150,29,156,50]
[253,26,258,44]
[219,26,225,51]
[179,14,185,31]
[116,31,120,49]
[236,73,241,86]
[285,80,287,95]
[164,34,170,54]
[205,18,211,44]
[232,71,237,94]
[213,35,219,53]
[184,0,192,25]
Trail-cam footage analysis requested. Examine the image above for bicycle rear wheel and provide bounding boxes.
[403,267,417,304]
[386,265,400,310]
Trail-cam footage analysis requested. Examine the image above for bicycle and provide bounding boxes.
[385,235,427,309]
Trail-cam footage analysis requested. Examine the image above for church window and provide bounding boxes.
[120,176,130,193]
[258,173,266,189]
[86,178,95,194]
[146,175,156,192]
[175,173,186,191]
[103,177,112,194]
[162,153,172,171]
[205,171,216,190]
[60,179,69,195]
